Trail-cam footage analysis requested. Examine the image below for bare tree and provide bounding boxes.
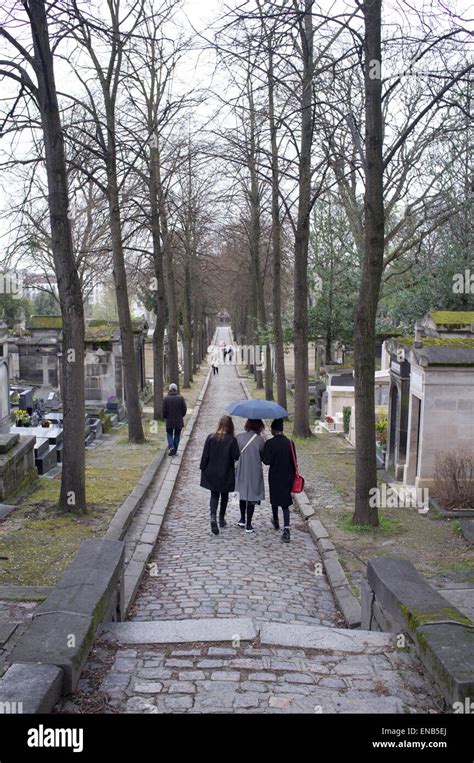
[0,0,86,512]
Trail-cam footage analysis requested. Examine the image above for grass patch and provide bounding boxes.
[338,512,402,535]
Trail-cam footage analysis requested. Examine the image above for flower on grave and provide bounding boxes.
[14,409,31,425]
[107,395,117,402]
[325,415,334,424]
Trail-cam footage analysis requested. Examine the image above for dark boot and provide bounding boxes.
[271,506,280,530]
[219,512,227,528]
[210,510,219,535]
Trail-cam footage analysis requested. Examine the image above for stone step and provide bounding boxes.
[61,629,438,715]
[102,618,395,654]
[102,618,258,645]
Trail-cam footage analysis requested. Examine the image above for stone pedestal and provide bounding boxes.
[0,433,36,501]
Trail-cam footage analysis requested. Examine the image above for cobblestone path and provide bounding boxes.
[58,327,442,714]
[131,327,339,626]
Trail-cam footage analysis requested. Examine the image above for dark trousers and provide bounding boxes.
[212,365,218,375]
[210,491,228,517]
[239,499,255,529]
[166,428,181,451]
[272,504,290,528]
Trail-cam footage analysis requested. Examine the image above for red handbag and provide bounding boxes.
[290,440,305,493]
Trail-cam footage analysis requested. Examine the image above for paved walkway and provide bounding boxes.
[57,327,442,714]
[130,327,339,627]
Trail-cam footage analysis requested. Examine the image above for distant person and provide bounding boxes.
[222,347,227,363]
[227,345,234,363]
[211,350,219,375]
[162,383,187,456]
[262,418,296,543]
[235,419,265,533]
[200,415,240,535]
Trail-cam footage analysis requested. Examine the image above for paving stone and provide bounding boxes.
[125,697,158,713]
[166,681,196,694]
[247,672,276,682]
[132,681,163,694]
[210,671,240,681]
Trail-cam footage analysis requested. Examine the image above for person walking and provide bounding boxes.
[235,419,265,533]
[211,350,219,375]
[200,415,240,535]
[162,383,187,456]
[262,418,296,543]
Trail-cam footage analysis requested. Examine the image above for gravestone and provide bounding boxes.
[19,388,34,412]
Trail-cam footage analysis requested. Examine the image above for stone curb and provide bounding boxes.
[366,557,474,704]
[240,371,361,629]
[121,341,215,614]
[0,662,63,713]
[9,539,125,694]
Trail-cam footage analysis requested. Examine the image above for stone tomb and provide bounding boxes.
[0,433,36,502]
[386,312,474,489]
[6,426,63,473]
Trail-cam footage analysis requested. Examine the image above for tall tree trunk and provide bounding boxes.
[149,141,165,419]
[248,84,266,390]
[293,0,313,438]
[192,297,200,373]
[181,263,192,388]
[106,143,144,443]
[28,0,86,512]
[268,43,287,409]
[156,166,179,388]
[352,0,384,526]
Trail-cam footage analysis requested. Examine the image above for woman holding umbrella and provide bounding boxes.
[200,415,240,535]
[226,399,289,534]
[235,419,265,533]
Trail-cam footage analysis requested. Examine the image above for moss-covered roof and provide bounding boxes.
[28,316,146,342]
[29,315,62,330]
[429,311,474,326]
[396,336,474,349]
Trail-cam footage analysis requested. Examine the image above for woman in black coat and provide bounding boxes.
[261,418,296,543]
[200,415,240,536]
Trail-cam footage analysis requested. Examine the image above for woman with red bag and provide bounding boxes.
[262,418,299,544]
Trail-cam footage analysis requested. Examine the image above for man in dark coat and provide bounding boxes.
[162,383,187,456]
[262,418,296,543]
[200,415,240,535]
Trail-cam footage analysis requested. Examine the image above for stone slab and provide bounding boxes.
[415,623,474,703]
[35,538,124,620]
[102,618,258,645]
[318,537,336,555]
[260,622,395,653]
[438,588,474,623]
[0,662,63,714]
[333,585,362,629]
[323,557,349,589]
[0,585,51,600]
[308,518,329,542]
[0,622,18,646]
[367,557,471,634]
[9,612,96,693]
[0,434,19,453]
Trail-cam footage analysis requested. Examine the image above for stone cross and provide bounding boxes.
[41,355,57,387]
